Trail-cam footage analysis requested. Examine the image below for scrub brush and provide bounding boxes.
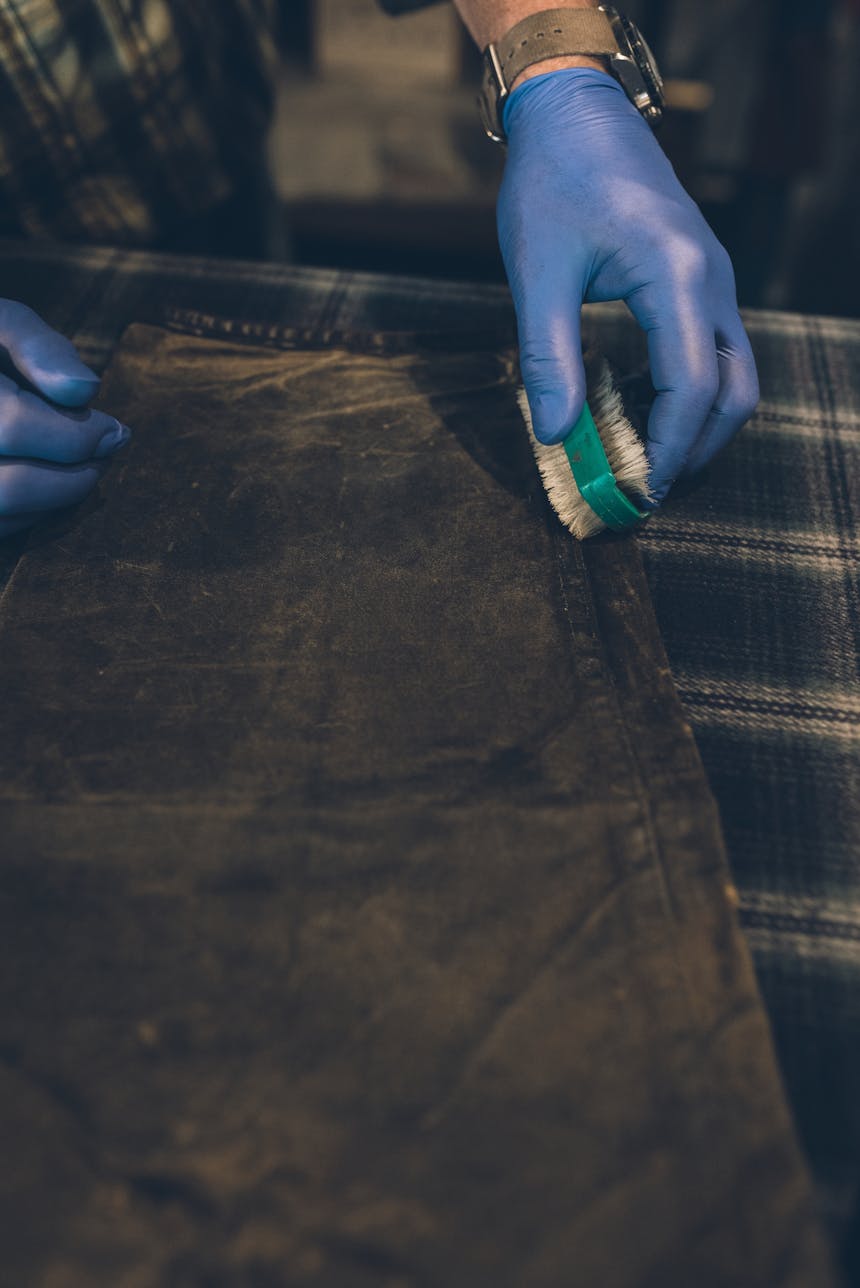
[518,351,652,539]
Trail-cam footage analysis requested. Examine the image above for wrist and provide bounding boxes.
[509,53,611,93]
[502,65,628,136]
[477,7,661,145]
[455,1,601,51]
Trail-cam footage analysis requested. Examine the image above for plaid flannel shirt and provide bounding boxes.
[0,0,278,243]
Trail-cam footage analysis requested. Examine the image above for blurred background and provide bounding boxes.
[259,0,860,318]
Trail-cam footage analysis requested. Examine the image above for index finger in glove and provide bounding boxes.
[0,373,130,463]
[626,276,719,503]
[508,264,587,446]
[0,300,101,407]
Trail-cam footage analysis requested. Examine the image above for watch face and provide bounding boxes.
[634,27,664,98]
[599,5,665,124]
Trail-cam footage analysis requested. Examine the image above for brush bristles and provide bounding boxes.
[518,360,652,539]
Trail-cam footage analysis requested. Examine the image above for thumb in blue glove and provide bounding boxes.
[498,68,759,505]
[0,300,130,538]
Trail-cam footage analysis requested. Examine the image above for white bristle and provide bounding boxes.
[518,359,652,540]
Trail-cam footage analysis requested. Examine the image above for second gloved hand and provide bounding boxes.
[0,300,131,537]
[498,68,759,504]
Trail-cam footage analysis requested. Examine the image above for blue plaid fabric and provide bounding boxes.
[636,310,860,1242]
[583,302,860,1249]
[0,0,277,242]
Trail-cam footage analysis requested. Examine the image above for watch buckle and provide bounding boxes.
[478,43,509,145]
[599,4,665,126]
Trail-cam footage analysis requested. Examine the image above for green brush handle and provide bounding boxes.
[563,403,648,533]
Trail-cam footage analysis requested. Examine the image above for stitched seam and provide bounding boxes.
[555,525,714,1030]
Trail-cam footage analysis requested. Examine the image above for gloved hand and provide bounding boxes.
[0,300,130,538]
[498,68,759,504]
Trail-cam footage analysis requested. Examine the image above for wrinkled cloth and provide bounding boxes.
[0,319,835,1286]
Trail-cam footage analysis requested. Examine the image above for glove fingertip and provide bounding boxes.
[635,494,661,513]
[528,389,584,446]
[643,465,677,506]
[40,372,101,408]
[93,421,132,459]
[0,301,100,405]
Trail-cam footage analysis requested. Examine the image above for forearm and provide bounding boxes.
[451,0,607,85]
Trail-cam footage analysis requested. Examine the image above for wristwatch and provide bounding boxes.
[478,6,665,144]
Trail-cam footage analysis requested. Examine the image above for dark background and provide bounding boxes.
[266,0,860,318]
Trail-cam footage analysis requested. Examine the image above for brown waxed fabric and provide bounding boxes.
[0,324,837,1287]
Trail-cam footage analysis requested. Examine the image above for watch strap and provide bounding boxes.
[488,8,620,93]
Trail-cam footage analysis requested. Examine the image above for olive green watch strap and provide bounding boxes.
[489,8,619,90]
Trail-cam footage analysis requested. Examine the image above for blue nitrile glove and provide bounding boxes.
[0,300,130,537]
[498,68,759,504]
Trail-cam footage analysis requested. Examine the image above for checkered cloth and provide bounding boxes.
[0,0,277,242]
[593,304,860,1249]
[636,310,860,1243]
[0,241,857,1261]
